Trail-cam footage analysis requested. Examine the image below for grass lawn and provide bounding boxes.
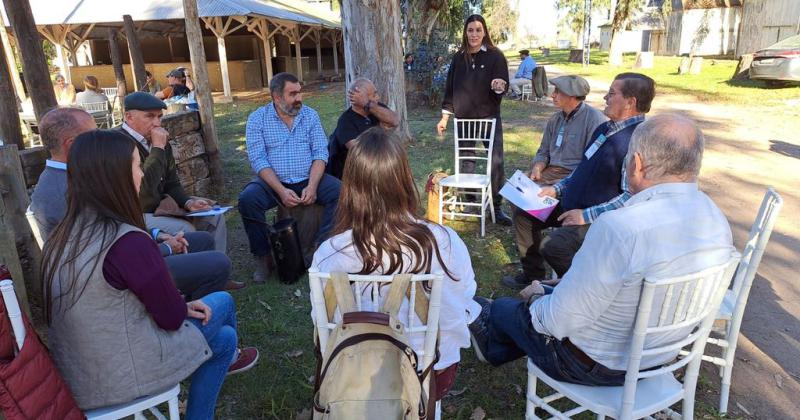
[207,85,728,419]
[513,48,800,106]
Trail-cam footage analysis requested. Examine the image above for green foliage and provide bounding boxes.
[483,0,518,44]
[555,0,611,43]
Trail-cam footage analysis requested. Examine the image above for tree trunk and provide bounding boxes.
[403,0,451,108]
[0,37,24,148]
[0,11,26,104]
[123,15,147,91]
[182,0,224,195]
[107,28,128,106]
[4,0,58,123]
[608,0,636,67]
[731,54,753,80]
[341,0,410,141]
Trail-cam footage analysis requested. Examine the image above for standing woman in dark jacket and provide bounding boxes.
[436,14,512,225]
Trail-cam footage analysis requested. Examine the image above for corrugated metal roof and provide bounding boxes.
[1,0,339,29]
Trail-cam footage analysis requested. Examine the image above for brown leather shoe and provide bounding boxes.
[252,254,276,284]
[225,279,246,291]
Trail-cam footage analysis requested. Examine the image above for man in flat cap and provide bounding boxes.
[114,92,230,255]
[504,73,655,289]
[156,67,195,100]
[509,49,537,99]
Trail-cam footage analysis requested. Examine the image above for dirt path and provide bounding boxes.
[530,65,800,419]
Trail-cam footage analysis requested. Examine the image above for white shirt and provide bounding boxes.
[121,122,149,152]
[530,182,734,370]
[311,222,481,369]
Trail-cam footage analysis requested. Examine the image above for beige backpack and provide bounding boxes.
[312,273,436,420]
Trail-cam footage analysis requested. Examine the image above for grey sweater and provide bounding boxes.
[533,102,607,170]
[30,166,67,241]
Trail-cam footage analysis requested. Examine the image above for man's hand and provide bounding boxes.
[530,168,542,182]
[185,198,213,212]
[557,209,587,226]
[149,127,169,149]
[347,86,369,109]
[538,186,556,198]
[163,231,189,254]
[490,78,507,92]
[187,300,212,325]
[300,184,318,205]
[436,116,449,138]
[278,187,302,208]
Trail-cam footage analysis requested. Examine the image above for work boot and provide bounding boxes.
[252,253,276,284]
[501,272,531,290]
[494,206,513,226]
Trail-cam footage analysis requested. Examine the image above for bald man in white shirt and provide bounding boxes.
[469,114,736,386]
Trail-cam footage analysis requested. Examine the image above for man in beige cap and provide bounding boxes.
[530,75,606,185]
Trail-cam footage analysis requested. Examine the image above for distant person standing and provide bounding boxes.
[436,14,512,225]
[509,49,537,99]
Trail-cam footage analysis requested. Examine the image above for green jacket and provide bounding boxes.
[113,126,190,213]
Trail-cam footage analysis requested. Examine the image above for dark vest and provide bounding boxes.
[560,121,640,211]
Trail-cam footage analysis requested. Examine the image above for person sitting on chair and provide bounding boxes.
[470,113,735,386]
[113,92,229,254]
[42,129,258,418]
[75,75,112,110]
[312,127,480,400]
[529,75,606,186]
[504,72,655,289]
[509,49,536,99]
[239,72,341,283]
[327,77,399,180]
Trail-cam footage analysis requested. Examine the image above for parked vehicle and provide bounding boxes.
[749,35,800,87]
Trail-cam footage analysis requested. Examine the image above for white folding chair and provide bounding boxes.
[308,268,444,420]
[521,84,534,102]
[84,385,180,420]
[438,118,496,237]
[101,87,121,125]
[701,188,783,415]
[25,205,44,249]
[80,101,113,128]
[525,254,740,420]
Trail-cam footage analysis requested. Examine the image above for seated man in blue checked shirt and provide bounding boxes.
[503,73,655,289]
[239,72,341,284]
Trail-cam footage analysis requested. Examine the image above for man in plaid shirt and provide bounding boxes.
[239,73,341,283]
[504,73,655,290]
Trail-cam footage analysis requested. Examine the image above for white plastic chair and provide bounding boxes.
[438,118,496,237]
[308,268,444,420]
[701,188,783,415]
[525,254,740,420]
[101,88,121,125]
[521,84,534,102]
[25,205,44,249]
[1,280,27,353]
[80,101,113,128]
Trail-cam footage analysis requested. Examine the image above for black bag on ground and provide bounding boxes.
[268,218,305,284]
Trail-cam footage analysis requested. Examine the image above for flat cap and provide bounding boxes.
[519,49,530,55]
[549,75,591,97]
[124,92,166,111]
[166,68,186,78]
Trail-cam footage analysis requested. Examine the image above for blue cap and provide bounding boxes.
[124,92,167,111]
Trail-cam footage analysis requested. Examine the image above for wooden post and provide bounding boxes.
[294,27,303,82]
[108,28,128,106]
[315,29,322,78]
[4,0,58,122]
[0,144,40,315]
[0,37,24,149]
[54,43,71,83]
[216,33,233,101]
[183,0,224,194]
[332,34,339,76]
[0,11,27,103]
[123,15,147,91]
[261,20,274,84]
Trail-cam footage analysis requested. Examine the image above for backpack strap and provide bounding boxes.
[329,272,356,315]
[381,273,411,318]
[405,281,430,324]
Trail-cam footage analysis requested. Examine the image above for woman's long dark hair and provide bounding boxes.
[457,14,496,67]
[331,127,455,278]
[41,130,146,324]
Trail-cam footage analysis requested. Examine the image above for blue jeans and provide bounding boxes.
[186,292,238,419]
[485,297,625,386]
[238,175,341,256]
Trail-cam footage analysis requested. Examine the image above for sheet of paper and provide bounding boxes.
[185,206,232,217]
[499,170,559,222]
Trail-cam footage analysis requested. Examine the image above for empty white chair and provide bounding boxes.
[101,87,121,125]
[438,118,496,237]
[702,188,783,414]
[80,102,112,129]
[525,254,740,420]
[309,268,444,420]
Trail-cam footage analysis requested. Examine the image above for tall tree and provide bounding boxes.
[341,0,411,140]
[556,0,611,45]
[608,0,640,66]
[484,0,518,45]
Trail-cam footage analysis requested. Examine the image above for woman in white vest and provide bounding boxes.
[312,127,481,400]
[41,130,258,419]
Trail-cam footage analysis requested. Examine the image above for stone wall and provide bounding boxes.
[160,110,212,197]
